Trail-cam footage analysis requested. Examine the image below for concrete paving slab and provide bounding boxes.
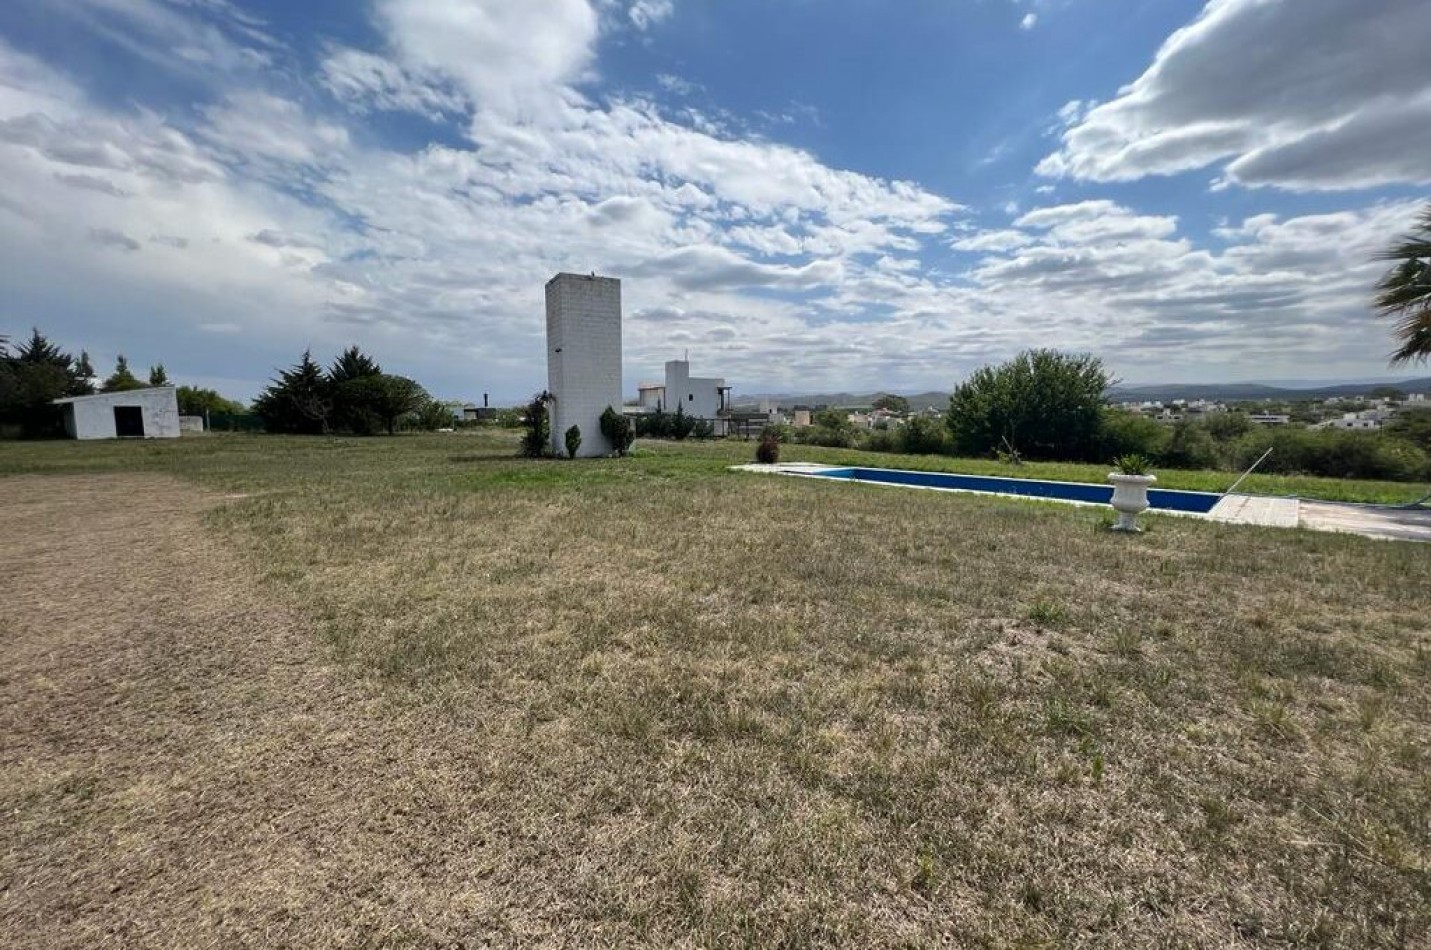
[1300,502,1431,544]
[1208,494,1300,528]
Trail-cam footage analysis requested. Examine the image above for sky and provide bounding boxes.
[1,0,1428,403]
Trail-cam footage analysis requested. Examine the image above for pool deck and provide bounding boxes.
[1207,494,1300,528]
[735,463,1430,543]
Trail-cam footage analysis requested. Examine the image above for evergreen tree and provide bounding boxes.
[519,392,552,457]
[1,329,92,436]
[76,350,95,380]
[102,355,144,393]
[148,363,169,386]
[252,350,332,434]
[329,345,385,434]
[329,345,382,382]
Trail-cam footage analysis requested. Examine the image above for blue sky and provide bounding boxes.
[1,0,1427,402]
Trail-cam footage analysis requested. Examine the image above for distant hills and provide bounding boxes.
[733,378,1431,410]
[1107,378,1431,404]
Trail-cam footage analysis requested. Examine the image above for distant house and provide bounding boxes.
[53,387,181,440]
[1248,413,1290,426]
[1316,410,1390,431]
[634,359,733,432]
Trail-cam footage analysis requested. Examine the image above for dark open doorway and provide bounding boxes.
[113,406,144,438]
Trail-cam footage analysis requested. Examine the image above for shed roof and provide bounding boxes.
[53,386,177,406]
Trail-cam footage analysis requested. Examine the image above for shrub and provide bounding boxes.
[947,349,1109,461]
[794,425,855,448]
[1100,409,1167,461]
[599,406,635,456]
[564,424,582,459]
[1162,420,1219,470]
[899,415,947,455]
[670,404,697,440]
[756,433,780,464]
[519,392,551,458]
[1231,428,1428,481]
[1113,453,1153,476]
[861,428,899,453]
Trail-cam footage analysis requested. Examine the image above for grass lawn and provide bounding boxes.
[2,431,1428,947]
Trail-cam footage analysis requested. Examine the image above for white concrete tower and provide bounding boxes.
[545,273,622,457]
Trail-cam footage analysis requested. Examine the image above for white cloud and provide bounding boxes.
[0,0,1422,399]
[376,0,599,118]
[320,47,468,119]
[1039,0,1431,190]
[1020,13,1037,30]
[628,0,674,30]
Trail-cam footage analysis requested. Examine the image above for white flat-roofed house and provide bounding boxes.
[53,386,181,440]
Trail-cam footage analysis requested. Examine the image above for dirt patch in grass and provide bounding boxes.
[2,442,1429,948]
[0,475,615,946]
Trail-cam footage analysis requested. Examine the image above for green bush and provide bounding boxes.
[756,433,780,464]
[899,415,947,454]
[519,392,551,458]
[564,424,582,459]
[861,428,899,453]
[1100,409,1167,461]
[599,406,635,456]
[947,349,1108,461]
[1161,420,1220,470]
[1231,428,1428,481]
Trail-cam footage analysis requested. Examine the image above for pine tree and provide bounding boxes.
[1,328,92,435]
[148,363,169,386]
[252,350,332,434]
[102,355,144,393]
[329,345,385,433]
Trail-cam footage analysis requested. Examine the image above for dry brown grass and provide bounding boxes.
[1,434,1428,948]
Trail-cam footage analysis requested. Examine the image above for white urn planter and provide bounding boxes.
[1107,473,1157,532]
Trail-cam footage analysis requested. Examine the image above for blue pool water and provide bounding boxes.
[790,467,1222,514]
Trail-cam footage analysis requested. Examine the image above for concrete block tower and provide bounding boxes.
[545,273,622,457]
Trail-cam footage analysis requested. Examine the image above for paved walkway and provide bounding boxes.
[1207,494,1301,528]
[1300,501,1431,543]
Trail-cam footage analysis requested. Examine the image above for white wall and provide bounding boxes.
[63,387,181,440]
[546,274,622,457]
[663,360,725,422]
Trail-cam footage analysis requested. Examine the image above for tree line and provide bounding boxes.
[778,349,1430,483]
[253,346,450,435]
[0,328,241,438]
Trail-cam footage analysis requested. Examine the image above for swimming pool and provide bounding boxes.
[786,466,1222,514]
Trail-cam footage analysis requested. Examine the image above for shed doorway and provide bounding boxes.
[114,406,145,438]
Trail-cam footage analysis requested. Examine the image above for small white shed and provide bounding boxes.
[53,387,182,440]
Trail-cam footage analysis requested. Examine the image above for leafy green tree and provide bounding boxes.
[176,385,246,417]
[1374,204,1431,364]
[1099,409,1167,461]
[946,349,1109,461]
[898,415,947,454]
[339,374,427,435]
[872,393,910,414]
[148,363,169,386]
[600,405,635,456]
[1386,407,1431,453]
[564,424,582,459]
[252,350,332,434]
[1161,420,1219,470]
[102,355,144,392]
[519,392,552,457]
[1204,411,1253,442]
